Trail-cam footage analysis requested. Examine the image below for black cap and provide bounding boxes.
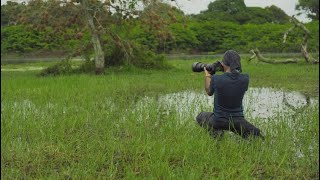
[222,50,241,73]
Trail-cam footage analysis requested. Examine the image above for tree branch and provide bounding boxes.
[284,16,319,64]
[249,48,297,64]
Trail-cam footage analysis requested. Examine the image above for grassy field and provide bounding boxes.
[1,57,319,179]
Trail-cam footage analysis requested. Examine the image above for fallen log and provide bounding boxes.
[249,48,298,64]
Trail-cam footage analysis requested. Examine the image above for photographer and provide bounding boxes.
[196,50,263,139]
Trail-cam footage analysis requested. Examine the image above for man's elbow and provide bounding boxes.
[206,90,213,96]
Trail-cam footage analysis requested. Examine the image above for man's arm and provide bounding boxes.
[204,68,213,96]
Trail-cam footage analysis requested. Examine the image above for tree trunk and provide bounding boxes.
[82,0,105,74]
[283,16,319,64]
[249,48,297,64]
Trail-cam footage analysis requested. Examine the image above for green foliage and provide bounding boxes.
[244,7,273,24]
[1,25,91,55]
[130,25,158,51]
[76,59,96,73]
[306,20,319,52]
[104,42,169,69]
[1,1,26,26]
[1,25,44,53]
[1,20,319,56]
[168,23,200,53]
[207,0,246,15]
[39,42,170,76]
[197,0,290,24]
[1,0,319,60]
[186,20,319,53]
[266,5,290,23]
[39,60,73,76]
[296,0,319,20]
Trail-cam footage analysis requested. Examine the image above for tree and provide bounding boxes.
[1,1,26,26]
[250,16,319,64]
[265,5,290,24]
[296,0,319,20]
[207,0,246,14]
[195,0,289,24]
[12,0,174,74]
[139,2,184,53]
[243,7,273,24]
[80,0,104,74]
[283,16,319,63]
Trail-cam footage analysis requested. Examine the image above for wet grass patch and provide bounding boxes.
[1,58,319,178]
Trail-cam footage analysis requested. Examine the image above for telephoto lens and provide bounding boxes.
[192,62,213,72]
[192,61,224,75]
[192,62,214,74]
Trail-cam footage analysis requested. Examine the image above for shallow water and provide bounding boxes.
[134,87,318,121]
[1,66,44,71]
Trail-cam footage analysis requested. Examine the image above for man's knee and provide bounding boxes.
[195,112,212,125]
[196,112,205,125]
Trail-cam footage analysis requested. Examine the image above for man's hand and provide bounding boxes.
[212,61,223,74]
[204,67,211,77]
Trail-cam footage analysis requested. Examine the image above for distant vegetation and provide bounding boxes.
[1,20,319,54]
[1,0,319,72]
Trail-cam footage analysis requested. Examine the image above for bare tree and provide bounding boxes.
[283,16,319,64]
[250,16,318,64]
[80,0,105,74]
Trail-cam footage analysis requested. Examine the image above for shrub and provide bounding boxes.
[39,59,72,76]
[76,59,95,73]
[104,42,170,70]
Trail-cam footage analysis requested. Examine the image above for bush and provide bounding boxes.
[76,59,95,73]
[39,59,72,76]
[104,42,170,70]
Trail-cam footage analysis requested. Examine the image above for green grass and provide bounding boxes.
[1,58,319,179]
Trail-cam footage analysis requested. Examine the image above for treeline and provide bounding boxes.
[2,20,319,55]
[1,0,319,57]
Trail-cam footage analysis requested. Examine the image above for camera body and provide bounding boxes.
[192,61,224,75]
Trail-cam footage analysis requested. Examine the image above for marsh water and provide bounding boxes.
[134,87,318,121]
[3,87,318,122]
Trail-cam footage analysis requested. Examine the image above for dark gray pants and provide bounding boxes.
[196,112,262,139]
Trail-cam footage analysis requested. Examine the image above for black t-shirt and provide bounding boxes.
[210,72,249,118]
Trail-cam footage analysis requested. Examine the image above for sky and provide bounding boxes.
[1,0,311,22]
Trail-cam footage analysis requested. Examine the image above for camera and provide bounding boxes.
[192,61,224,75]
